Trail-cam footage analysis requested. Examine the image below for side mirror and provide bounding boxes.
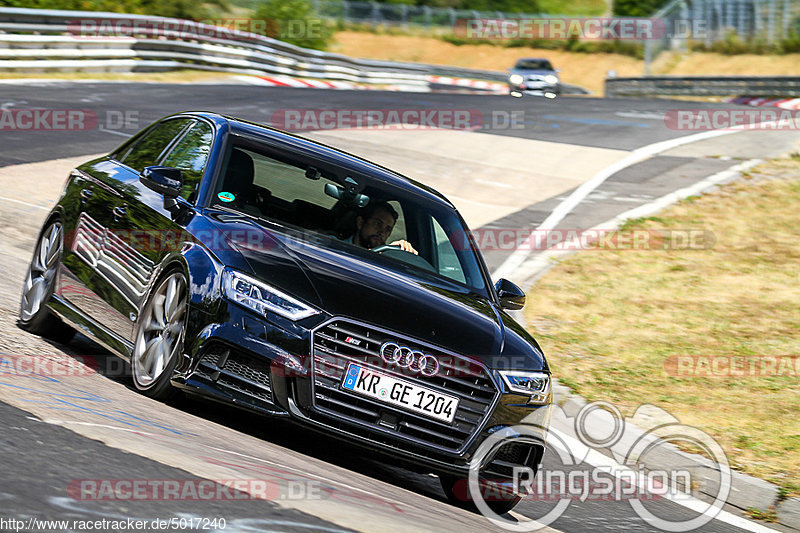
[141,166,183,212]
[495,278,525,310]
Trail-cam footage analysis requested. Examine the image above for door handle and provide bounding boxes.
[80,188,93,202]
[112,205,127,221]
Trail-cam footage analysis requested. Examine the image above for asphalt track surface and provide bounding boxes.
[1,82,797,533]
[0,81,774,166]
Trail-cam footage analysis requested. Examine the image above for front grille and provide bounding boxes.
[310,318,499,454]
[195,344,272,404]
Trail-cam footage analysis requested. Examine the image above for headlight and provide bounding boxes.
[499,370,550,404]
[222,268,318,321]
[509,74,524,85]
[544,74,559,85]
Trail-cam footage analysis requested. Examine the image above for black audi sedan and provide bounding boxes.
[19,112,551,513]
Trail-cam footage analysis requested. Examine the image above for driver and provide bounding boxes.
[351,201,418,255]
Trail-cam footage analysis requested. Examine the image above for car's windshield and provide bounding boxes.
[514,59,553,70]
[211,143,487,293]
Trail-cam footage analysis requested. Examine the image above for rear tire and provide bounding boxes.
[18,220,75,344]
[131,270,188,401]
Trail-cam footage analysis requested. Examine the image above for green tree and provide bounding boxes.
[461,0,541,13]
[613,0,670,16]
[0,0,227,19]
[253,0,334,50]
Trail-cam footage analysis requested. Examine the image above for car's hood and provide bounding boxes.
[205,212,546,369]
[510,69,557,78]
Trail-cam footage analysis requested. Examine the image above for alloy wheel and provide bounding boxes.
[20,222,63,322]
[133,272,187,388]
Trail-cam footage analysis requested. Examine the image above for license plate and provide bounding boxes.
[341,363,459,423]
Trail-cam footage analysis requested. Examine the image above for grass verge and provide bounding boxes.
[536,0,608,16]
[524,157,800,496]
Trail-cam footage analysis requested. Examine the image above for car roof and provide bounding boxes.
[178,111,455,209]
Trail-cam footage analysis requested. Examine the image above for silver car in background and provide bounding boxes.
[508,58,560,98]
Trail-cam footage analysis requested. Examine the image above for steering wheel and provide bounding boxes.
[371,244,404,253]
[371,244,435,272]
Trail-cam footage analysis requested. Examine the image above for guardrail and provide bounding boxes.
[606,76,800,98]
[0,6,513,91]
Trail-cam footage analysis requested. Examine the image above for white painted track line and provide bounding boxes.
[0,195,50,210]
[548,427,779,533]
[491,127,751,281]
[509,158,762,284]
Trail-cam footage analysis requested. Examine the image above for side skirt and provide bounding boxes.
[47,295,133,362]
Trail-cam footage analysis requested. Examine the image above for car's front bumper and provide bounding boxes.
[172,301,552,478]
[509,82,560,96]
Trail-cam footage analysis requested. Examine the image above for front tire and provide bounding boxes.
[18,220,75,344]
[440,474,522,515]
[131,270,188,400]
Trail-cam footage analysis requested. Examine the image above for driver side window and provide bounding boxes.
[386,200,406,243]
[120,118,192,172]
[161,121,214,201]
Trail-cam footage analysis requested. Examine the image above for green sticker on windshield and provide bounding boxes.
[218,191,235,202]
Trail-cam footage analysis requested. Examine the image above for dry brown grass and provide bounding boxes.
[332,31,800,96]
[654,51,800,76]
[525,158,800,496]
[330,31,643,95]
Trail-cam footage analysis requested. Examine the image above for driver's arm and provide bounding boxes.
[389,239,418,255]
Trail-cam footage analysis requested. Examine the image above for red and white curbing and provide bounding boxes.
[427,75,508,94]
[236,75,373,89]
[728,96,800,110]
[235,74,508,94]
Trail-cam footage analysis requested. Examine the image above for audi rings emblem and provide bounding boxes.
[379,342,440,377]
